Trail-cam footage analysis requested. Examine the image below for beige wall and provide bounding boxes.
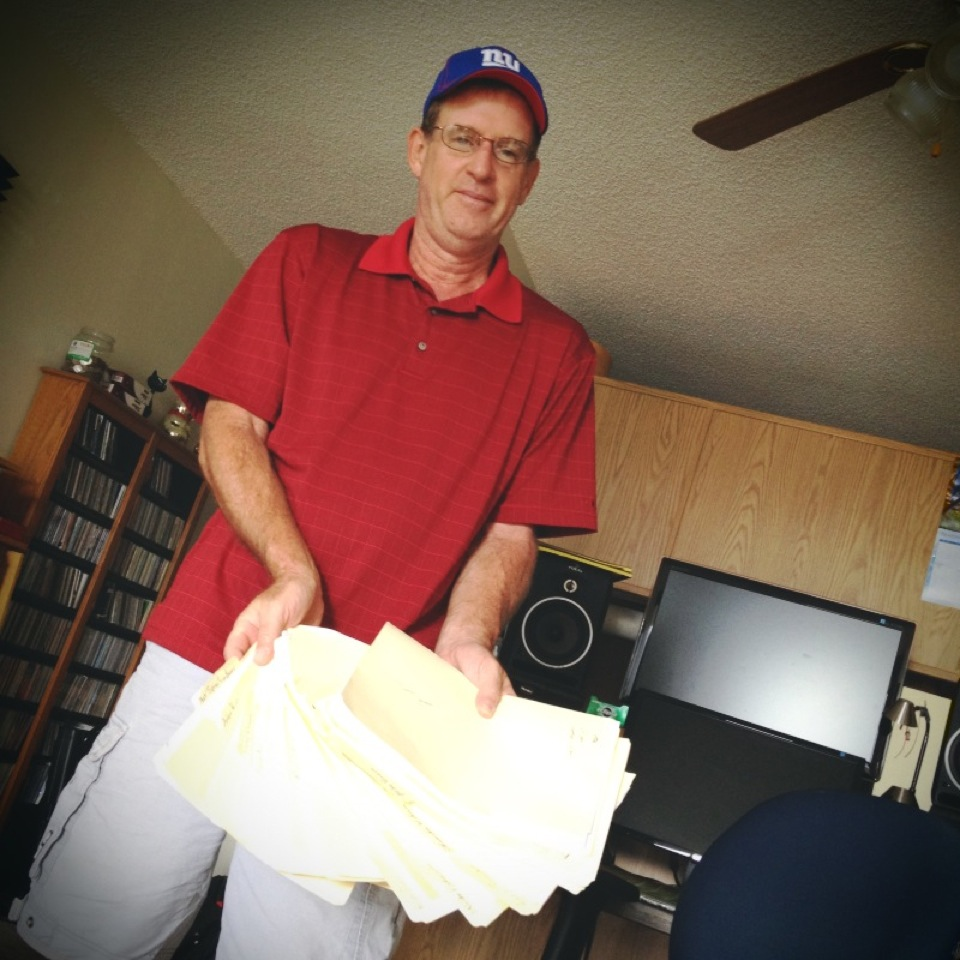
[0,13,243,458]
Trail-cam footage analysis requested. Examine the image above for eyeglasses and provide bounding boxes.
[431,125,533,165]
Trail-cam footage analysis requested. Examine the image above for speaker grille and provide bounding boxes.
[521,596,593,669]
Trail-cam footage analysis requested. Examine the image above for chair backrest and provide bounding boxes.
[668,789,960,960]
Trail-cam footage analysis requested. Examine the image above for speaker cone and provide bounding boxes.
[521,596,593,669]
[944,727,960,792]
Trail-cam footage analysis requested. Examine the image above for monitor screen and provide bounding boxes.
[622,559,914,780]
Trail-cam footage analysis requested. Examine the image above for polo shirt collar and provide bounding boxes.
[359,218,523,324]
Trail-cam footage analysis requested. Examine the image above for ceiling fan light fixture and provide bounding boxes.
[885,69,946,142]
[926,21,960,99]
[884,42,933,75]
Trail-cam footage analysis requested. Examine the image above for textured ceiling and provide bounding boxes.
[21,0,960,451]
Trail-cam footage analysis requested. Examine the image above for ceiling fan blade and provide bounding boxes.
[693,42,929,150]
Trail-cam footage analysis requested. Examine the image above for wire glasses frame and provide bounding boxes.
[431,125,533,164]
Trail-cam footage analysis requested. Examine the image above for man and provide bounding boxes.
[15,45,597,960]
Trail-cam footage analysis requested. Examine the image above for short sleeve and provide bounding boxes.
[492,338,598,537]
[172,226,320,424]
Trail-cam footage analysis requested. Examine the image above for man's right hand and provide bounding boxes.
[224,570,325,665]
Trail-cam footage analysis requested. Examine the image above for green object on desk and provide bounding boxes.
[587,696,629,726]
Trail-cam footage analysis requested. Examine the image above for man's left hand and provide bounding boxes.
[435,637,515,719]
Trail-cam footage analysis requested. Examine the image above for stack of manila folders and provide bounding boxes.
[155,622,633,926]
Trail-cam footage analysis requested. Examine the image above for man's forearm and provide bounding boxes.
[438,522,538,651]
[198,398,322,660]
[434,522,537,717]
[199,399,315,582]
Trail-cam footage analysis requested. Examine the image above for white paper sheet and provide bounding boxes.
[155,623,632,925]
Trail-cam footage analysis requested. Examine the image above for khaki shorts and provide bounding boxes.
[15,643,404,960]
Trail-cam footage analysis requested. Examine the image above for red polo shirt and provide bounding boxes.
[144,219,597,671]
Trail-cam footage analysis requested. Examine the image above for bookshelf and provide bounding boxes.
[0,369,207,830]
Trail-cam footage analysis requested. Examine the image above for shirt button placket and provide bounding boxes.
[418,305,441,358]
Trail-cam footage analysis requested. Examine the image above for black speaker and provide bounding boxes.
[497,546,629,710]
[932,686,960,811]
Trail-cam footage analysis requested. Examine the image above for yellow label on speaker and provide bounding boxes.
[537,544,632,581]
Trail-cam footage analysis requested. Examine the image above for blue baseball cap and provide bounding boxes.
[423,46,548,135]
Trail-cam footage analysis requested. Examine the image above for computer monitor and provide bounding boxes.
[613,559,914,857]
[623,559,913,778]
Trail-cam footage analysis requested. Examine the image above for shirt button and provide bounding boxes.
[417,341,427,352]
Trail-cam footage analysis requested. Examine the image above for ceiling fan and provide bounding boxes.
[693,21,960,150]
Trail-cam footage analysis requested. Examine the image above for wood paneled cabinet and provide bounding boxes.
[545,377,960,680]
[0,369,208,828]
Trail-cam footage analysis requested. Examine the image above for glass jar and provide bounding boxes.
[162,401,194,446]
[62,327,114,384]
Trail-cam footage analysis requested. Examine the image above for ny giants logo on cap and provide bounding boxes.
[479,47,522,73]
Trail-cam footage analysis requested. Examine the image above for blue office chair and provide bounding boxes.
[668,789,960,960]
